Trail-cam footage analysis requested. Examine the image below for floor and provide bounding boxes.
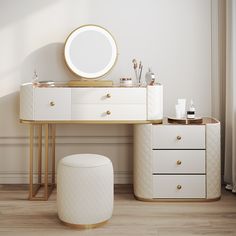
[0,185,235,236]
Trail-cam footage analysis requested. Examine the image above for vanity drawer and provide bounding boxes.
[153,150,205,174]
[71,104,146,120]
[152,125,205,149]
[34,88,71,120]
[153,175,206,198]
[71,88,146,104]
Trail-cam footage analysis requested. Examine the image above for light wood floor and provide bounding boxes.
[0,185,236,236]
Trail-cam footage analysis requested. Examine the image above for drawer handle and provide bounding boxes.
[50,101,55,106]
[177,185,182,190]
[106,93,111,98]
[106,110,111,115]
[176,135,182,140]
[176,160,182,165]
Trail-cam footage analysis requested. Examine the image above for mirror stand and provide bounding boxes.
[67,79,113,87]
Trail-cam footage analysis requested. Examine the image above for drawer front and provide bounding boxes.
[153,175,206,198]
[71,104,146,120]
[152,125,205,149]
[71,88,146,104]
[153,150,205,174]
[34,88,71,120]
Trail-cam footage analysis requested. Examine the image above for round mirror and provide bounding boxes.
[64,25,117,79]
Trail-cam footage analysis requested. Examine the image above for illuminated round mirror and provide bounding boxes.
[64,25,117,79]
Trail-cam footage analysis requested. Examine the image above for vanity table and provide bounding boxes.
[20,83,163,200]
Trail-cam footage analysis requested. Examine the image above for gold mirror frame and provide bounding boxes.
[64,25,118,80]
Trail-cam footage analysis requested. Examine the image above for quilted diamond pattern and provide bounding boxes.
[134,124,153,198]
[206,123,221,199]
[57,155,113,225]
[20,85,34,120]
[147,85,163,120]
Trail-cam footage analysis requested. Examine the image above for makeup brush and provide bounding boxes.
[138,63,143,85]
[132,59,139,83]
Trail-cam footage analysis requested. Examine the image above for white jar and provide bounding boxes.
[120,78,133,87]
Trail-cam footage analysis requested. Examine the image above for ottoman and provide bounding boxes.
[57,154,113,228]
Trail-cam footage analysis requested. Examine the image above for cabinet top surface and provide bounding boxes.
[21,82,162,89]
[157,117,220,125]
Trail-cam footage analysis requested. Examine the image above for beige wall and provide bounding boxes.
[0,0,212,183]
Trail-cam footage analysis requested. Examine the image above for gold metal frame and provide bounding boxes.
[24,118,162,201]
[64,24,118,80]
[29,123,56,200]
[21,119,163,125]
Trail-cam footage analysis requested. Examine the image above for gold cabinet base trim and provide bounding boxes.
[134,195,221,202]
[60,218,109,229]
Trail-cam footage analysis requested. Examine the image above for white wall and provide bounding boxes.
[0,0,212,183]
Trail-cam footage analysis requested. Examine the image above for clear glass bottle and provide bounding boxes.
[187,100,195,119]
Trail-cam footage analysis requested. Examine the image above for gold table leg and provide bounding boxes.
[28,123,56,201]
[29,124,34,200]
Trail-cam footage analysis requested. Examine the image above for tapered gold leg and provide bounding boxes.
[38,125,42,184]
[51,124,56,185]
[44,124,49,200]
[29,124,34,200]
[28,123,56,201]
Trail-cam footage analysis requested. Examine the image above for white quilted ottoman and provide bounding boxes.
[57,154,113,228]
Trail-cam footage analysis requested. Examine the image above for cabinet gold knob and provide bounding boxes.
[176,160,182,165]
[177,185,182,190]
[50,101,55,106]
[177,135,182,140]
[106,110,111,115]
[106,93,111,98]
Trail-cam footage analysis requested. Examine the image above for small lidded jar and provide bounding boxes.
[120,78,133,87]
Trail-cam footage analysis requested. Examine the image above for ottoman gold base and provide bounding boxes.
[60,218,109,229]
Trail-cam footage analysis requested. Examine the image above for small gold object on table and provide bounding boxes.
[167,117,203,125]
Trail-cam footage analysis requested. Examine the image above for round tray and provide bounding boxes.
[167,117,203,125]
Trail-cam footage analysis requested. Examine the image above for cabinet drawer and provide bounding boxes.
[153,175,206,198]
[34,88,71,120]
[72,88,146,104]
[153,150,205,174]
[71,104,146,120]
[152,125,205,149]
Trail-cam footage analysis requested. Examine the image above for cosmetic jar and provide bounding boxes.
[120,78,133,87]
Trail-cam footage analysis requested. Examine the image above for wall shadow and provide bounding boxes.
[21,42,77,83]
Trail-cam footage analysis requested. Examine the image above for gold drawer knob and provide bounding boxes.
[106,110,111,115]
[106,93,111,98]
[177,135,182,140]
[50,101,55,106]
[177,185,182,190]
[176,160,182,165]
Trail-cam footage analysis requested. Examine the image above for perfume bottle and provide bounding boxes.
[32,70,39,84]
[187,100,195,119]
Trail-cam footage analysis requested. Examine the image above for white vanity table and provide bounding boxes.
[20,84,163,122]
[20,84,221,202]
[20,83,163,200]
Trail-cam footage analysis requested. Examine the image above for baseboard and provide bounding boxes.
[0,171,133,184]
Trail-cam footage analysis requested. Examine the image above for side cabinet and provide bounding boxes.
[133,119,221,201]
